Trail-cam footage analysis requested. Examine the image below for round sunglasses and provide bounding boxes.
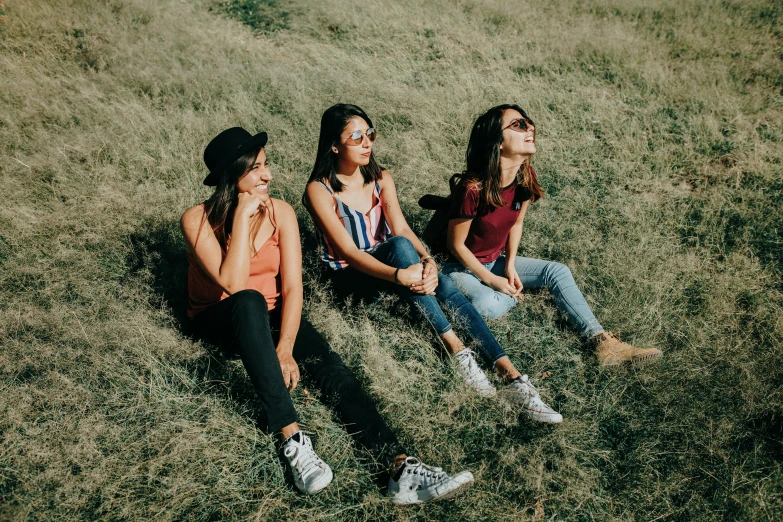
[345,128,377,145]
[503,118,534,132]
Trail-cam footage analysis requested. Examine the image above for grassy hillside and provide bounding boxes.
[1,0,781,519]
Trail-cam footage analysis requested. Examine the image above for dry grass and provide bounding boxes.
[1,0,782,519]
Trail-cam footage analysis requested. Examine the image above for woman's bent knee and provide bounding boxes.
[473,293,515,319]
[547,262,573,281]
[230,289,268,307]
[229,289,269,317]
[386,236,420,266]
[314,353,358,397]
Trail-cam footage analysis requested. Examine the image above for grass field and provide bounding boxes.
[1,0,782,520]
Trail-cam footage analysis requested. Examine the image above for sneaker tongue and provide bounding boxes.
[285,432,302,445]
[391,461,407,482]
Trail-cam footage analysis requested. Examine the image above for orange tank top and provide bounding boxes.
[187,213,282,318]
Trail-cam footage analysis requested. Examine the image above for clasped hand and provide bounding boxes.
[397,261,438,295]
[488,268,523,298]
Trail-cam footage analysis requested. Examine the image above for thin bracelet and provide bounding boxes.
[421,255,435,264]
[393,268,400,285]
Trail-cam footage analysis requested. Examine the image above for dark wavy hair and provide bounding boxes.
[201,146,265,253]
[463,104,543,209]
[307,104,383,192]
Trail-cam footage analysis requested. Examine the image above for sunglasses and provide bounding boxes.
[345,128,377,145]
[503,118,534,132]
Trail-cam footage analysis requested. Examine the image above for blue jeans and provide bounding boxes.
[442,256,604,338]
[327,236,508,366]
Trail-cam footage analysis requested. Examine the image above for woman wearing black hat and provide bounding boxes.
[180,127,473,503]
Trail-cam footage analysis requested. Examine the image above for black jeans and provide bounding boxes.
[190,289,405,464]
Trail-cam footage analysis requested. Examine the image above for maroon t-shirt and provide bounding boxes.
[448,179,533,263]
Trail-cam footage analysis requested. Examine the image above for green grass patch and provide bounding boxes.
[1,0,782,520]
[212,0,292,33]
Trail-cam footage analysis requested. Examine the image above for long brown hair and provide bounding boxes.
[201,146,267,253]
[462,104,543,209]
[307,104,383,193]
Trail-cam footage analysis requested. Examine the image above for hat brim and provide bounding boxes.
[203,131,268,186]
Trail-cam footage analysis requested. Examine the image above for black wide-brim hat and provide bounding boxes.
[203,127,268,186]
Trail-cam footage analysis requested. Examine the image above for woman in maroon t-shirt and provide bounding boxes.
[442,104,662,367]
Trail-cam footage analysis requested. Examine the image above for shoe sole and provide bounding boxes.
[476,387,497,398]
[599,352,663,368]
[390,473,475,505]
[526,410,563,423]
[301,467,333,495]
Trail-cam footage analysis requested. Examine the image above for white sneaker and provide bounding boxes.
[281,432,333,494]
[387,457,474,505]
[504,375,563,424]
[454,349,496,397]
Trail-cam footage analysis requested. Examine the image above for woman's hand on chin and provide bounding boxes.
[236,192,264,220]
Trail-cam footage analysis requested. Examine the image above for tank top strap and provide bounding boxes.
[317,180,335,195]
[268,201,280,239]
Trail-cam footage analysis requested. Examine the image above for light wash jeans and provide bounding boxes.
[442,256,604,338]
[327,236,509,366]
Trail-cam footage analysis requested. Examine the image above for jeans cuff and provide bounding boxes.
[490,353,508,369]
[436,324,453,337]
[269,414,300,434]
[583,324,604,339]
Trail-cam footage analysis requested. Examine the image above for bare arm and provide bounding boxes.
[378,171,431,258]
[504,200,529,272]
[275,200,303,391]
[305,182,397,281]
[378,171,438,294]
[305,178,428,291]
[447,218,496,284]
[275,200,303,356]
[447,201,528,297]
[180,193,263,294]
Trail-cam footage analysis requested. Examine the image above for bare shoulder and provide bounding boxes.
[181,203,206,230]
[271,198,295,218]
[271,199,300,233]
[379,169,395,188]
[305,180,332,205]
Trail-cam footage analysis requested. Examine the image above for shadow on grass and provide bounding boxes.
[127,216,273,430]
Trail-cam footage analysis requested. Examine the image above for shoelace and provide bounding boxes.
[598,332,623,347]
[456,350,481,378]
[283,437,322,481]
[404,458,446,484]
[512,375,540,399]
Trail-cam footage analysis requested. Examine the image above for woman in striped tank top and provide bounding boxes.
[181,127,473,504]
[304,104,563,424]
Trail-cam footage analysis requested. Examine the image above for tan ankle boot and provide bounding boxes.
[594,332,662,367]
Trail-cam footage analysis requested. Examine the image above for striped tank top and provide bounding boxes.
[310,181,392,270]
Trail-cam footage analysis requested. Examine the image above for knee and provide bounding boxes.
[546,262,573,283]
[472,294,514,320]
[437,273,464,300]
[316,354,357,395]
[230,289,268,318]
[386,236,420,266]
